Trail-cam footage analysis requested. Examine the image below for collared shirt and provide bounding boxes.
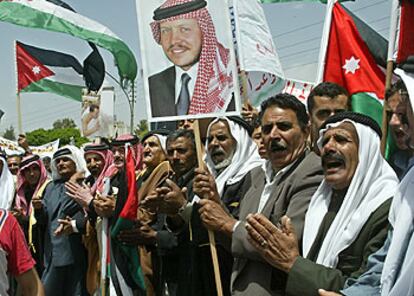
[232,159,297,233]
[174,63,199,104]
[257,160,295,213]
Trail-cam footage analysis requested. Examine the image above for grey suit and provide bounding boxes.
[36,181,87,296]
[231,151,323,296]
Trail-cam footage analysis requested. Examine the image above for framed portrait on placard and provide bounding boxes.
[81,89,114,139]
[136,0,240,122]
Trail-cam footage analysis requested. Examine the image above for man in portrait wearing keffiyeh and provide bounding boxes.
[148,0,235,117]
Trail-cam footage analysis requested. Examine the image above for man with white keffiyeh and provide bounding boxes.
[319,68,414,296]
[245,112,399,296]
[148,0,235,117]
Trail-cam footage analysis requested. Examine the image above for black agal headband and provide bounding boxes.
[153,0,207,21]
[19,155,40,169]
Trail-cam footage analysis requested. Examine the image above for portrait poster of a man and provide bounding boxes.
[137,0,240,121]
[81,90,114,140]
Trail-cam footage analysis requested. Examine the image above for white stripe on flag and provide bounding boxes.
[17,0,118,39]
[48,66,85,86]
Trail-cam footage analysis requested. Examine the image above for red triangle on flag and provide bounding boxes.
[323,3,385,99]
[16,42,54,92]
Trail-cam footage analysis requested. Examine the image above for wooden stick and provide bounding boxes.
[381,60,394,155]
[239,70,250,103]
[16,93,23,134]
[193,120,223,296]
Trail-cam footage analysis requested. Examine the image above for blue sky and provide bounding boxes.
[0,0,390,133]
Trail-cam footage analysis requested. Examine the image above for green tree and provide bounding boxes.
[3,125,16,140]
[26,127,89,147]
[135,119,149,139]
[53,118,77,129]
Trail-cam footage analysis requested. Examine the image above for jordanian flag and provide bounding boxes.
[320,3,395,153]
[16,41,85,102]
[111,146,145,292]
[0,0,136,81]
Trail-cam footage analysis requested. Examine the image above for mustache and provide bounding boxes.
[321,151,345,167]
[168,44,189,52]
[211,147,226,156]
[269,141,286,152]
[114,155,124,162]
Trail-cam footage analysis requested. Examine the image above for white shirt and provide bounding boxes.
[232,159,295,233]
[257,160,294,213]
[174,63,199,104]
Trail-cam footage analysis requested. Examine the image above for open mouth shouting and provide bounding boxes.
[270,141,287,153]
[322,152,346,175]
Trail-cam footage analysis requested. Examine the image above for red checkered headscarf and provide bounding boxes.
[151,0,234,114]
[112,134,144,171]
[84,145,117,195]
[16,155,49,216]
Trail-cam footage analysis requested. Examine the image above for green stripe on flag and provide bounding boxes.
[351,92,396,159]
[21,79,83,102]
[0,1,136,80]
[111,217,146,290]
[351,92,383,125]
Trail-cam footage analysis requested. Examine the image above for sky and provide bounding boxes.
[0,0,391,134]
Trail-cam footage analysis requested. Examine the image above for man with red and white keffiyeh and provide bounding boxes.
[149,0,234,117]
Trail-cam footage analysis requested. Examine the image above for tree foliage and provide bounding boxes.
[53,118,77,129]
[135,119,149,139]
[2,125,16,140]
[26,127,89,147]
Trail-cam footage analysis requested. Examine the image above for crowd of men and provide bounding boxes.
[0,75,413,296]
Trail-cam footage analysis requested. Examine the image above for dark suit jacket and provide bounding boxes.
[231,151,323,296]
[285,199,391,296]
[149,66,176,117]
[148,66,236,117]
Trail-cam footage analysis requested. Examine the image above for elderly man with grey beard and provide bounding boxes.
[195,116,263,217]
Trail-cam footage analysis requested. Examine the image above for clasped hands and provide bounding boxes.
[245,214,300,273]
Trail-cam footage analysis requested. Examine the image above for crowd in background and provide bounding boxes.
[0,78,413,296]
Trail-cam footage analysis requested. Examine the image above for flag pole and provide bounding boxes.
[130,80,135,134]
[16,93,23,134]
[193,120,223,296]
[316,0,336,84]
[381,0,400,155]
[14,40,23,134]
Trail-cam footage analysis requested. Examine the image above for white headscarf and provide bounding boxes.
[381,69,414,296]
[154,134,167,155]
[205,117,264,197]
[0,157,15,210]
[302,120,398,267]
[51,145,89,181]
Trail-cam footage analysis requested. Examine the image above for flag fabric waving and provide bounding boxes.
[322,3,386,126]
[0,0,136,81]
[16,41,85,102]
[389,0,414,64]
[234,0,284,78]
[111,145,146,292]
[319,2,397,158]
[323,3,385,99]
